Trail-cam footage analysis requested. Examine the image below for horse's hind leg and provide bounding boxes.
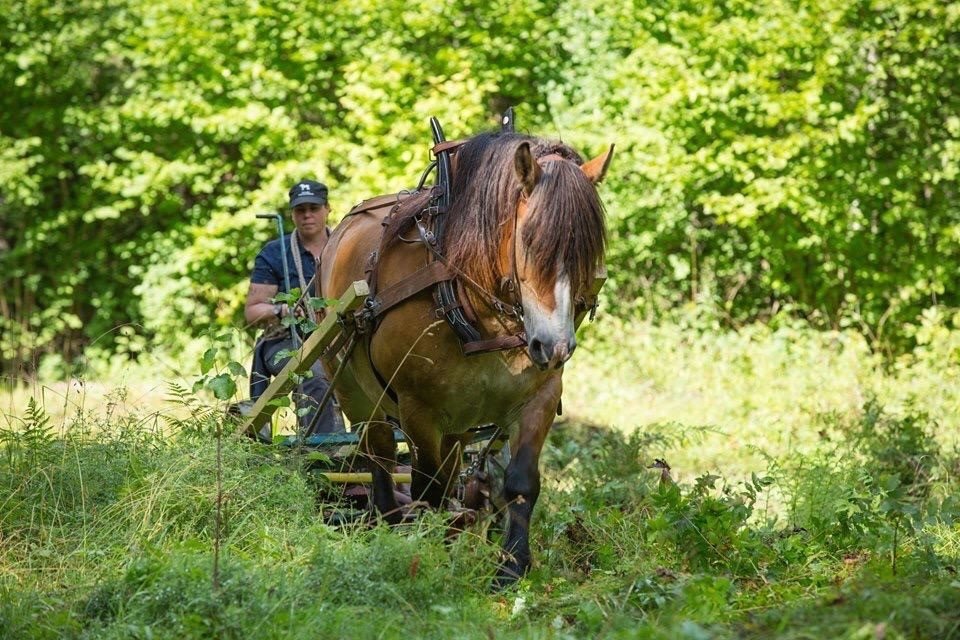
[410,433,468,509]
[360,418,402,524]
[495,376,562,588]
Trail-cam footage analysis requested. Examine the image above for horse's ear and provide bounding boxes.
[580,144,615,184]
[514,142,541,197]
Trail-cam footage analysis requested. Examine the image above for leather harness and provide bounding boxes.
[354,183,527,357]
[354,113,530,357]
[329,112,603,408]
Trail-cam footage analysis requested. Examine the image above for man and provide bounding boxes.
[244,179,345,441]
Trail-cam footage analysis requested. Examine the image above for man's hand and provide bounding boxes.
[245,282,281,326]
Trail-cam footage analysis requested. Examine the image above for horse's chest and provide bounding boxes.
[371,315,553,428]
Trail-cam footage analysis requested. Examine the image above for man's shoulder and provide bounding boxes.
[256,237,286,259]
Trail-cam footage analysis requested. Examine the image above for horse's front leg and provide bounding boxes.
[496,375,562,588]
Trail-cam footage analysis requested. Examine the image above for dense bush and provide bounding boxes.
[2,0,959,375]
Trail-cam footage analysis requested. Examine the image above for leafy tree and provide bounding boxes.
[554,0,960,341]
[2,0,958,376]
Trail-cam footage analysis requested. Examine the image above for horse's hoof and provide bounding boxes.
[492,561,526,591]
[491,570,521,592]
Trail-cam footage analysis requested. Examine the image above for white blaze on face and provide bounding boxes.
[521,272,577,369]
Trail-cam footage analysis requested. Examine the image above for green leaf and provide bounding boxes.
[227,361,247,377]
[207,373,237,400]
[272,349,297,365]
[200,348,217,374]
[273,288,302,306]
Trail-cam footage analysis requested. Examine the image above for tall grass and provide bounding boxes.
[2,316,959,638]
[564,314,960,477]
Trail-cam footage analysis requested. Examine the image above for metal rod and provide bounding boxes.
[256,213,300,347]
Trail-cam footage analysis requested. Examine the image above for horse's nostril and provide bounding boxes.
[552,340,571,369]
[528,338,549,367]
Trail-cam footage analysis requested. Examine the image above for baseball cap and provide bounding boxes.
[288,180,328,208]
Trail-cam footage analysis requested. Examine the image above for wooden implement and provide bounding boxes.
[236,280,369,437]
[320,472,413,484]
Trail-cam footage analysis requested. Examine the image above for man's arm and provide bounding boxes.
[245,282,283,326]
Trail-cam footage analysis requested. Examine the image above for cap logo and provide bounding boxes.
[299,184,313,194]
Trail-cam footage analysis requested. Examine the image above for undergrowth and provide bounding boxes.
[1,388,958,639]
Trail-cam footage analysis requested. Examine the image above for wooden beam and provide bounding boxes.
[236,280,369,437]
[320,472,413,484]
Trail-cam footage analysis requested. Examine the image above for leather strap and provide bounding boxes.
[456,278,479,325]
[289,230,318,324]
[432,139,466,155]
[346,193,405,218]
[462,334,527,356]
[370,260,453,318]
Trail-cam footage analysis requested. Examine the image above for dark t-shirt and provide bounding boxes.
[249,234,322,296]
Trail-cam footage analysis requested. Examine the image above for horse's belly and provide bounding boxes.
[376,328,553,433]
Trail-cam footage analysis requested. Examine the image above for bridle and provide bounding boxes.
[415,147,583,351]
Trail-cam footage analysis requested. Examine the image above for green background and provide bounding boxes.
[3,0,959,375]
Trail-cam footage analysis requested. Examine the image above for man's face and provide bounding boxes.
[292,203,328,234]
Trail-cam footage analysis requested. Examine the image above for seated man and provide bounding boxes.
[244,179,345,441]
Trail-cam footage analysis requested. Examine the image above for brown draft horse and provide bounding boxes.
[320,130,612,585]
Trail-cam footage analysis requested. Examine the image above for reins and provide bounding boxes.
[289,230,319,324]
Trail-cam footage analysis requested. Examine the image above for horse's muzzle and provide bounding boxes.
[528,336,576,370]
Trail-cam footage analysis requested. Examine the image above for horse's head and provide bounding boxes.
[510,141,613,370]
[443,133,611,370]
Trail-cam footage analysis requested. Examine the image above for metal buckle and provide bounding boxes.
[493,300,523,321]
[416,219,437,246]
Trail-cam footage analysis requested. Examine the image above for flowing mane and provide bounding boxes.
[380,131,606,295]
[443,132,607,295]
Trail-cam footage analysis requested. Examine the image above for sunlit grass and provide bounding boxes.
[564,316,960,479]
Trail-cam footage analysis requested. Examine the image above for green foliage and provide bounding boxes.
[1,384,959,638]
[555,0,960,341]
[3,0,958,374]
[0,0,567,376]
[783,398,960,572]
[189,329,248,402]
[648,471,775,575]
[272,288,332,337]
